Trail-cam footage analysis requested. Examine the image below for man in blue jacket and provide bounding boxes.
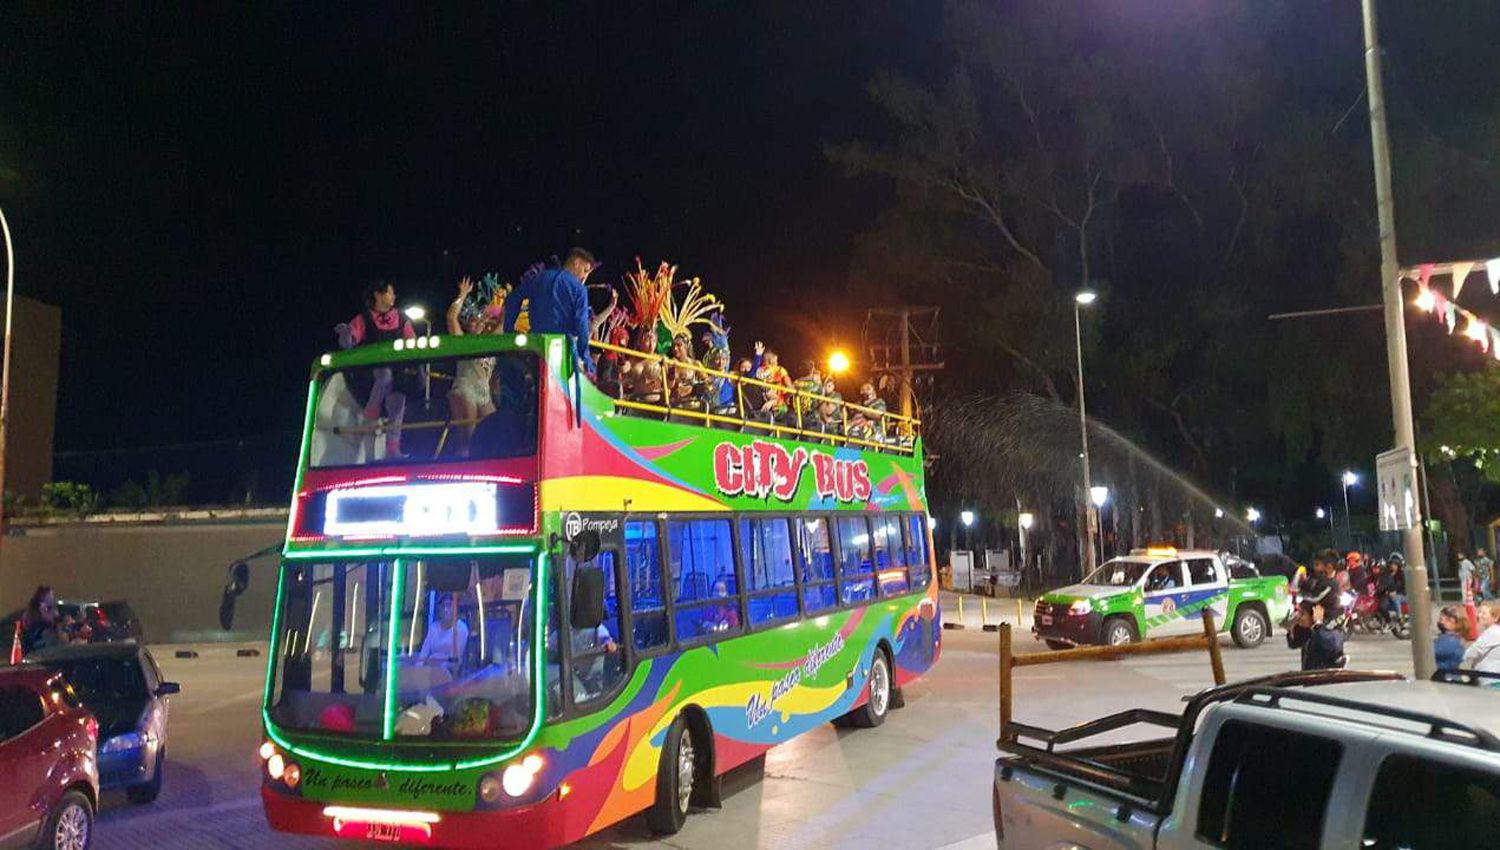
[504,247,598,375]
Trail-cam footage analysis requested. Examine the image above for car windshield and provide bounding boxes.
[50,657,147,703]
[1081,559,1155,587]
[268,556,542,742]
[310,352,539,468]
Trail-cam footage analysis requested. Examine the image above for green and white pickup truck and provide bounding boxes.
[1032,548,1290,650]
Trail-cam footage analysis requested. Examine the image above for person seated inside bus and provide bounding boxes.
[702,579,740,631]
[445,276,501,456]
[415,593,471,680]
[570,621,623,704]
[1145,563,1178,592]
[847,382,888,442]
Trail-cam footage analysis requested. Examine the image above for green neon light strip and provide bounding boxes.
[281,379,319,546]
[282,544,537,561]
[383,560,404,740]
[261,557,289,725]
[261,551,550,772]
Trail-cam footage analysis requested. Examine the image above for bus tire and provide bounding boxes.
[1102,616,1137,647]
[848,649,892,729]
[1231,605,1269,649]
[645,715,694,835]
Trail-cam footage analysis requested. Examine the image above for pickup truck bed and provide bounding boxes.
[994,670,1407,848]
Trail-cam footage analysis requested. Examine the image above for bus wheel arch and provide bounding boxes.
[679,705,721,809]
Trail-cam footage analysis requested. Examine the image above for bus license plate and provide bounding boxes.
[1040,615,1053,625]
[366,823,405,842]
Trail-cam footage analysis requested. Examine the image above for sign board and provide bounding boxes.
[1376,447,1421,532]
[949,550,975,592]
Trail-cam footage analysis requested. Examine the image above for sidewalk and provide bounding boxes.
[939,590,1033,630]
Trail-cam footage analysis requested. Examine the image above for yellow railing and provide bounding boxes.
[588,340,920,454]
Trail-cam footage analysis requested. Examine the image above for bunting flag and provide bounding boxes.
[1488,258,1500,295]
[1418,263,1435,289]
[1411,279,1500,361]
[1451,261,1474,299]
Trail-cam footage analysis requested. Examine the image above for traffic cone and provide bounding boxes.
[9,621,22,665]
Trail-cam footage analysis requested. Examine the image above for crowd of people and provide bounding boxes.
[1284,548,1500,674]
[331,248,907,456]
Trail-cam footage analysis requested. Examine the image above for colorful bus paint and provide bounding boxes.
[260,332,940,848]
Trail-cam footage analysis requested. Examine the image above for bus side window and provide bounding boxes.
[799,517,837,613]
[569,551,624,705]
[905,514,931,588]
[667,519,741,643]
[739,518,798,628]
[625,521,668,653]
[874,515,909,596]
[835,516,875,604]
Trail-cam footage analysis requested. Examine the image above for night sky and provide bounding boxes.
[2,2,1498,506]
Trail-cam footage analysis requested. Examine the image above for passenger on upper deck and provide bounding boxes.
[847,381,888,441]
[503,247,598,375]
[752,342,793,420]
[445,276,501,455]
[335,279,418,456]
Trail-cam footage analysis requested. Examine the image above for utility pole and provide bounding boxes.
[1361,0,1434,678]
[866,306,943,421]
[0,204,13,549]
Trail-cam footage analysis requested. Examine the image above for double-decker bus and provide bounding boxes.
[256,329,940,847]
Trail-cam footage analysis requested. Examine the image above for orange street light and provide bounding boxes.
[827,350,850,375]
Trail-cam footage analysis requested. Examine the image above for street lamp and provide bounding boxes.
[960,509,976,553]
[1089,486,1109,561]
[1073,289,1098,574]
[827,350,850,375]
[1246,507,1261,524]
[1316,506,1335,547]
[1017,511,1035,581]
[1341,470,1358,550]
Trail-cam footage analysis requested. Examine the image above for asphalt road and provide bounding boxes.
[94,600,1420,849]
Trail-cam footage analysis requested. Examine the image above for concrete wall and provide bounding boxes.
[0,520,283,643]
[5,296,61,499]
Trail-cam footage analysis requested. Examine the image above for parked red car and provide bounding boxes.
[0,666,98,849]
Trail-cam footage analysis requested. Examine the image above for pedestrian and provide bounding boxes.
[503,248,598,375]
[1457,551,1479,600]
[1478,548,1496,600]
[1287,602,1345,671]
[1434,606,1469,672]
[20,585,62,656]
[1461,601,1500,673]
[1302,549,1345,621]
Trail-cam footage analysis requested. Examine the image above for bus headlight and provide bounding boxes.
[267,753,286,781]
[501,754,544,797]
[284,761,302,788]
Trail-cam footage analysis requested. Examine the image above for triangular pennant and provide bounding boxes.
[1445,302,1458,333]
[1419,262,1435,288]
[1451,261,1474,299]
[1488,259,1500,294]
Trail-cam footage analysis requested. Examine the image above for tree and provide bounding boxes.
[1418,370,1500,551]
[110,470,192,510]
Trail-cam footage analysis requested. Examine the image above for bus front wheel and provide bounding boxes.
[646,716,695,835]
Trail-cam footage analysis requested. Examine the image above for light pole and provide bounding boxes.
[404,305,432,336]
[1341,470,1358,551]
[1361,0,1433,678]
[1073,290,1098,574]
[0,204,13,543]
[1316,507,1335,548]
[1090,486,1109,562]
[960,510,975,552]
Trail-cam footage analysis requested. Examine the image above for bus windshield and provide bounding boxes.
[1080,559,1154,587]
[268,555,542,742]
[310,352,538,468]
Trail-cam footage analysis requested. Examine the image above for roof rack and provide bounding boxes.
[1233,685,1500,753]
